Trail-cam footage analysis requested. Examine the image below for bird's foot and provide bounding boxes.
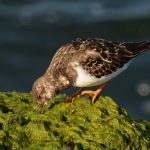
[81,90,101,103]
[81,82,109,103]
[64,87,86,103]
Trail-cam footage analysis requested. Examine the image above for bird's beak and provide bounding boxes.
[38,101,47,113]
[39,103,45,113]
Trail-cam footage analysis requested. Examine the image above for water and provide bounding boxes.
[0,0,150,120]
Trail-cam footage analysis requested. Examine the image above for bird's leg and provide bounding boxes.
[81,81,109,103]
[64,87,86,103]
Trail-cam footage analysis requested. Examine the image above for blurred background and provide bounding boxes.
[0,0,150,120]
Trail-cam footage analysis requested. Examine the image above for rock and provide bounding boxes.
[0,92,150,149]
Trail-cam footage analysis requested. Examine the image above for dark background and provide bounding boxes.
[0,0,150,120]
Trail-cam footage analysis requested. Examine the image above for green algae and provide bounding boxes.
[0,92,150,150]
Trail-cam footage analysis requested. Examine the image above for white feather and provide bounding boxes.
[74,62,131,87]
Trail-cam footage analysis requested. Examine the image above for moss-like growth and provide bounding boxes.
[0,92,150,150]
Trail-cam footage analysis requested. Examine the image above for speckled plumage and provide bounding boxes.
[32,38,150,109]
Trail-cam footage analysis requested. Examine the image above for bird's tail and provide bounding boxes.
[124,41,150,56]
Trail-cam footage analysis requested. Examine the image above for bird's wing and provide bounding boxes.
[49,38,150,79]
[71,38,135,78]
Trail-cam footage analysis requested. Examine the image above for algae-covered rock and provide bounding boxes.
[0,92,150,150]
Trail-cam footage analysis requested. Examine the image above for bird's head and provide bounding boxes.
[32,76,56,112]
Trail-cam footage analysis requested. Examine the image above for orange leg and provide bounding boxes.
[64,87,86,103]
[81,82,109,103]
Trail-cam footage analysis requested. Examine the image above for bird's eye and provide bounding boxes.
[38,95,42,99]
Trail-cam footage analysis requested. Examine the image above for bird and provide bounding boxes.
[32,38,150,111]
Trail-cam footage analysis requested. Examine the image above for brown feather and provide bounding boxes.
[46,38,150,85]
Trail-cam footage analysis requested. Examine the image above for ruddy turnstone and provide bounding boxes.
[32,38,150,111]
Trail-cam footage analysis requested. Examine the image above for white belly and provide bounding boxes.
[74,63,130,87]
